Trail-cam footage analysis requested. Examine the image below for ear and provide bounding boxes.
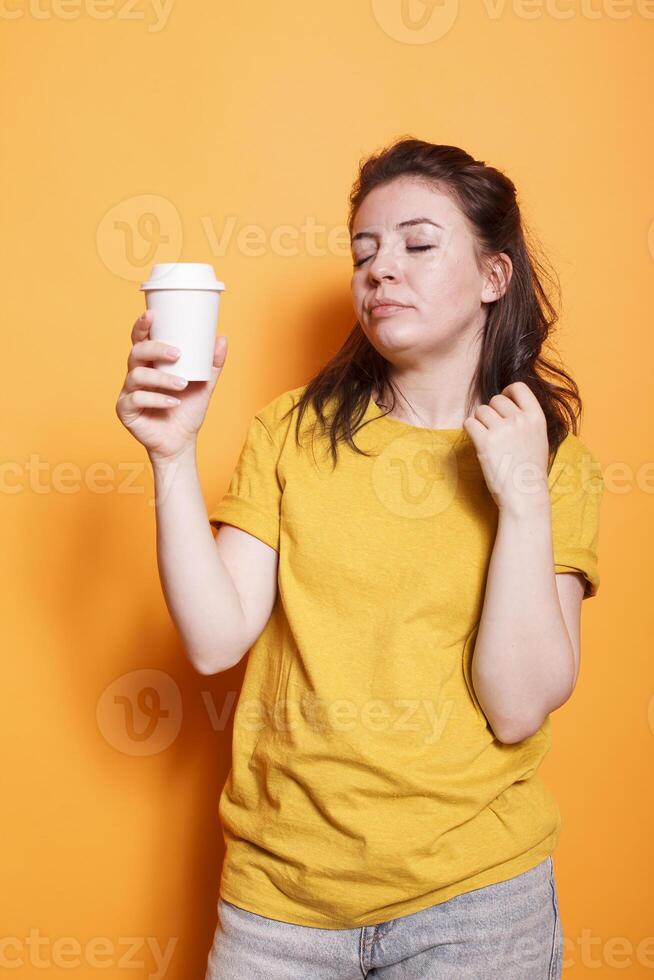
[481,252,513,303]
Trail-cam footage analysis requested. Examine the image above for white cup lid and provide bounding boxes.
[140,263,226,291]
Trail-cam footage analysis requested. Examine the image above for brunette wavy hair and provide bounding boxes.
[281,136,581,471]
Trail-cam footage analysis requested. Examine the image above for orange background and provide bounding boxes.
[2,0,652,976]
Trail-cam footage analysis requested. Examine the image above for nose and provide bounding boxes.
[367,245,401,283]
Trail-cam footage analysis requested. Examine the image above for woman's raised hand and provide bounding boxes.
[115,310,228,465]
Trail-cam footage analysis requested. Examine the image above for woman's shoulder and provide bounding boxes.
[253,383,310,441]
[548,430,604,490]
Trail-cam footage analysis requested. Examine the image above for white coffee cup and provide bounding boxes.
[139,263,226,381]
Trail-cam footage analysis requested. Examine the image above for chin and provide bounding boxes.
[365,318,420,349]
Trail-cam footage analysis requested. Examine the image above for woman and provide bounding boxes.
[116,138,604,978]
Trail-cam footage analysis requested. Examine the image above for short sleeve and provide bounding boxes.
[208,414,282,552]
[549,436,605,599]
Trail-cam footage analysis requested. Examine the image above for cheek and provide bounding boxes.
[351,279,366,315]
[421,259,480,311]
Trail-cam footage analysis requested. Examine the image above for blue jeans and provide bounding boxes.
[205,855,563,978]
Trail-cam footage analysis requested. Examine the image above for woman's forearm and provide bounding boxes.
[151,444,248,674]
[471,490,575,743]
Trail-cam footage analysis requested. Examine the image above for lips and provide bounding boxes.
[370,298,411,311]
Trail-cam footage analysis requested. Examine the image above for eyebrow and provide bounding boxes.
[351,217,444,244]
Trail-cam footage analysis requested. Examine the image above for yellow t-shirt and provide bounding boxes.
[208,383,604,929]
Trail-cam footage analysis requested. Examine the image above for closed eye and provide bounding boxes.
[353,245,435,268]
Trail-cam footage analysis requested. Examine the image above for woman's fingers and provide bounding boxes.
[127,338,181,372]
[124,364,188,394]
[130,310,152,345]
[213,335,228,368]
[128,311,180,369]
[127,314,226,392]
[124,389,182,410]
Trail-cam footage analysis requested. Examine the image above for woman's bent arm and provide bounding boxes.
[470,490,576,743]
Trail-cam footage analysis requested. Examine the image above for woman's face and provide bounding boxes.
[350,175,502,361]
